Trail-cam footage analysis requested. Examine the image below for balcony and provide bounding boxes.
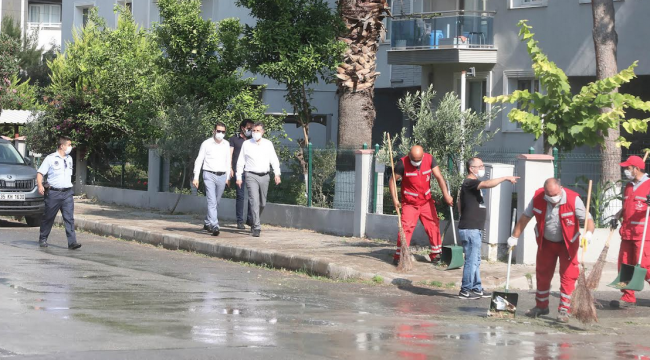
[387,11,497,66]
[27,22,61,50]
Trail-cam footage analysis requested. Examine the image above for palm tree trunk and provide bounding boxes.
[336,0,390,148]
[592,0,620,184]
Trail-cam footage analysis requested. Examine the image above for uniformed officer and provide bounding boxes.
[36,136,80,249]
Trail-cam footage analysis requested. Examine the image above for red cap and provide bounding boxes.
[620,155,646,170]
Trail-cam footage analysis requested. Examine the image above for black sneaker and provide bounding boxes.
[237,222,246,229]
[458,290,481,300]
[471,290,492,298]
[392,258,399,266]
[68,243,82,250]
[610,300,636,309]
[39,241,48,248]
[252,229,261,237]
[212,228,220,236]
[203,224,210,231]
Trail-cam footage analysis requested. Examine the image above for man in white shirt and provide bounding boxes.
[193,122,231,236]
[236,122,281,237]
[36,136,80,249]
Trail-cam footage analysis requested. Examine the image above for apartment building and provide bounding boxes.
[0,0,62,50]
[387,0,650,154]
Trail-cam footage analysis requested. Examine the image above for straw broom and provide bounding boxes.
[387,133,413,272]
[572,180,598,324]
[586,151,649,290]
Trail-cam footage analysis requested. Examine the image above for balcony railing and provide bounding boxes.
[390,10,495,50]
[27,22,62,29]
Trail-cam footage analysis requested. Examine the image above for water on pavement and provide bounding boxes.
[1,221,650,359]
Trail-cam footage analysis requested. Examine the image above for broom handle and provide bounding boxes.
[446,180,457,246]
[582,180,593,265]
[632,150,649,265]
[386,134,403,224]
[506,208,517,292]
[637,206,650,266]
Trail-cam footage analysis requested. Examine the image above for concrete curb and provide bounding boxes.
[54,215,399,285]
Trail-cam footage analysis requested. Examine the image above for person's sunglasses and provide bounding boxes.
[215,130,226,134]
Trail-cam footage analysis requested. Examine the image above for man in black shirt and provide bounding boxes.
[457,157,518,300]
[229,119,254,229]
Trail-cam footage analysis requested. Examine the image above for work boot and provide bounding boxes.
[525,307,550,318]
[392,258,399,266]
[610,300,636,309]
[430,254,441,265]
[556,308,570,323]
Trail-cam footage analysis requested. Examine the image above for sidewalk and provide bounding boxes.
[55,200,621,292]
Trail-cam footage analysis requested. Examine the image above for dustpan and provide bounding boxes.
[608,207,650,291]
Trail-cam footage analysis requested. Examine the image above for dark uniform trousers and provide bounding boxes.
[39,188,77,246]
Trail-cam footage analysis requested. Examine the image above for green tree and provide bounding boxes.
[380,87,499,213]
[485,20,650,154]
[155,0,250,107]
[1,15,57,87]
[0,32,19,113]
[237,0,345,168]
[26,6,164,156]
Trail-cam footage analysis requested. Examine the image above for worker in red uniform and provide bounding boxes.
[389,145,453,265]
[610,155,650,309]
[508,178,594,323]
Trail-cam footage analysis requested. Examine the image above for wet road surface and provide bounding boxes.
[2,220,650,359]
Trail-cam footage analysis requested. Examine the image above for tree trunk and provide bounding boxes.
[592,0,620,184]
[336,0,390,148]
[338,89,375,147]
[170,163,186,214]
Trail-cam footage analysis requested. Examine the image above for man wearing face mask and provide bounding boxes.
[508,178,594,323]
[610,155,650,309]
[236,122,281,237]
[229,119,255,229]
[457,157,519,300]
[193,122,231,236]
[36,135,80,249]
[389,145,453,265]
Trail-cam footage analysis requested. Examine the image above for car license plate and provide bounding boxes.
[0,193,26,201]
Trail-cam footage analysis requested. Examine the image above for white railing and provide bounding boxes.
[27,22,62,29]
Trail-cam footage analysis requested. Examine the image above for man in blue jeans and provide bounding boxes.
[457,157,518,299]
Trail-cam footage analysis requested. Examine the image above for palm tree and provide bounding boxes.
[336,0,391,148]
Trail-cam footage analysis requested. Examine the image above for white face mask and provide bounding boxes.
[624,169,635,180]
[477,169,486,178]
[245,129,252,138]
[214,132,225,141]
[410,160,422,167]
[545,194,562,204]
[64,146,72,155]
[252,132,263,141]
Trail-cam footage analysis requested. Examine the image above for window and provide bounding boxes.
[28,4,62,24]
[82,8,90,27]
[515,79,539,128]
[509,0,548,9]
[118,0,133,13]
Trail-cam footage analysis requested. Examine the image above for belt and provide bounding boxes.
[204,170,226,176]
[50,187,72,192]
[246,171,269,177]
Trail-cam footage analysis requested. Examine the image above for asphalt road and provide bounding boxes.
[2,220,650,359]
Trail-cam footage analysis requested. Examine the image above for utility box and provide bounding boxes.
[481,163,515,261]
